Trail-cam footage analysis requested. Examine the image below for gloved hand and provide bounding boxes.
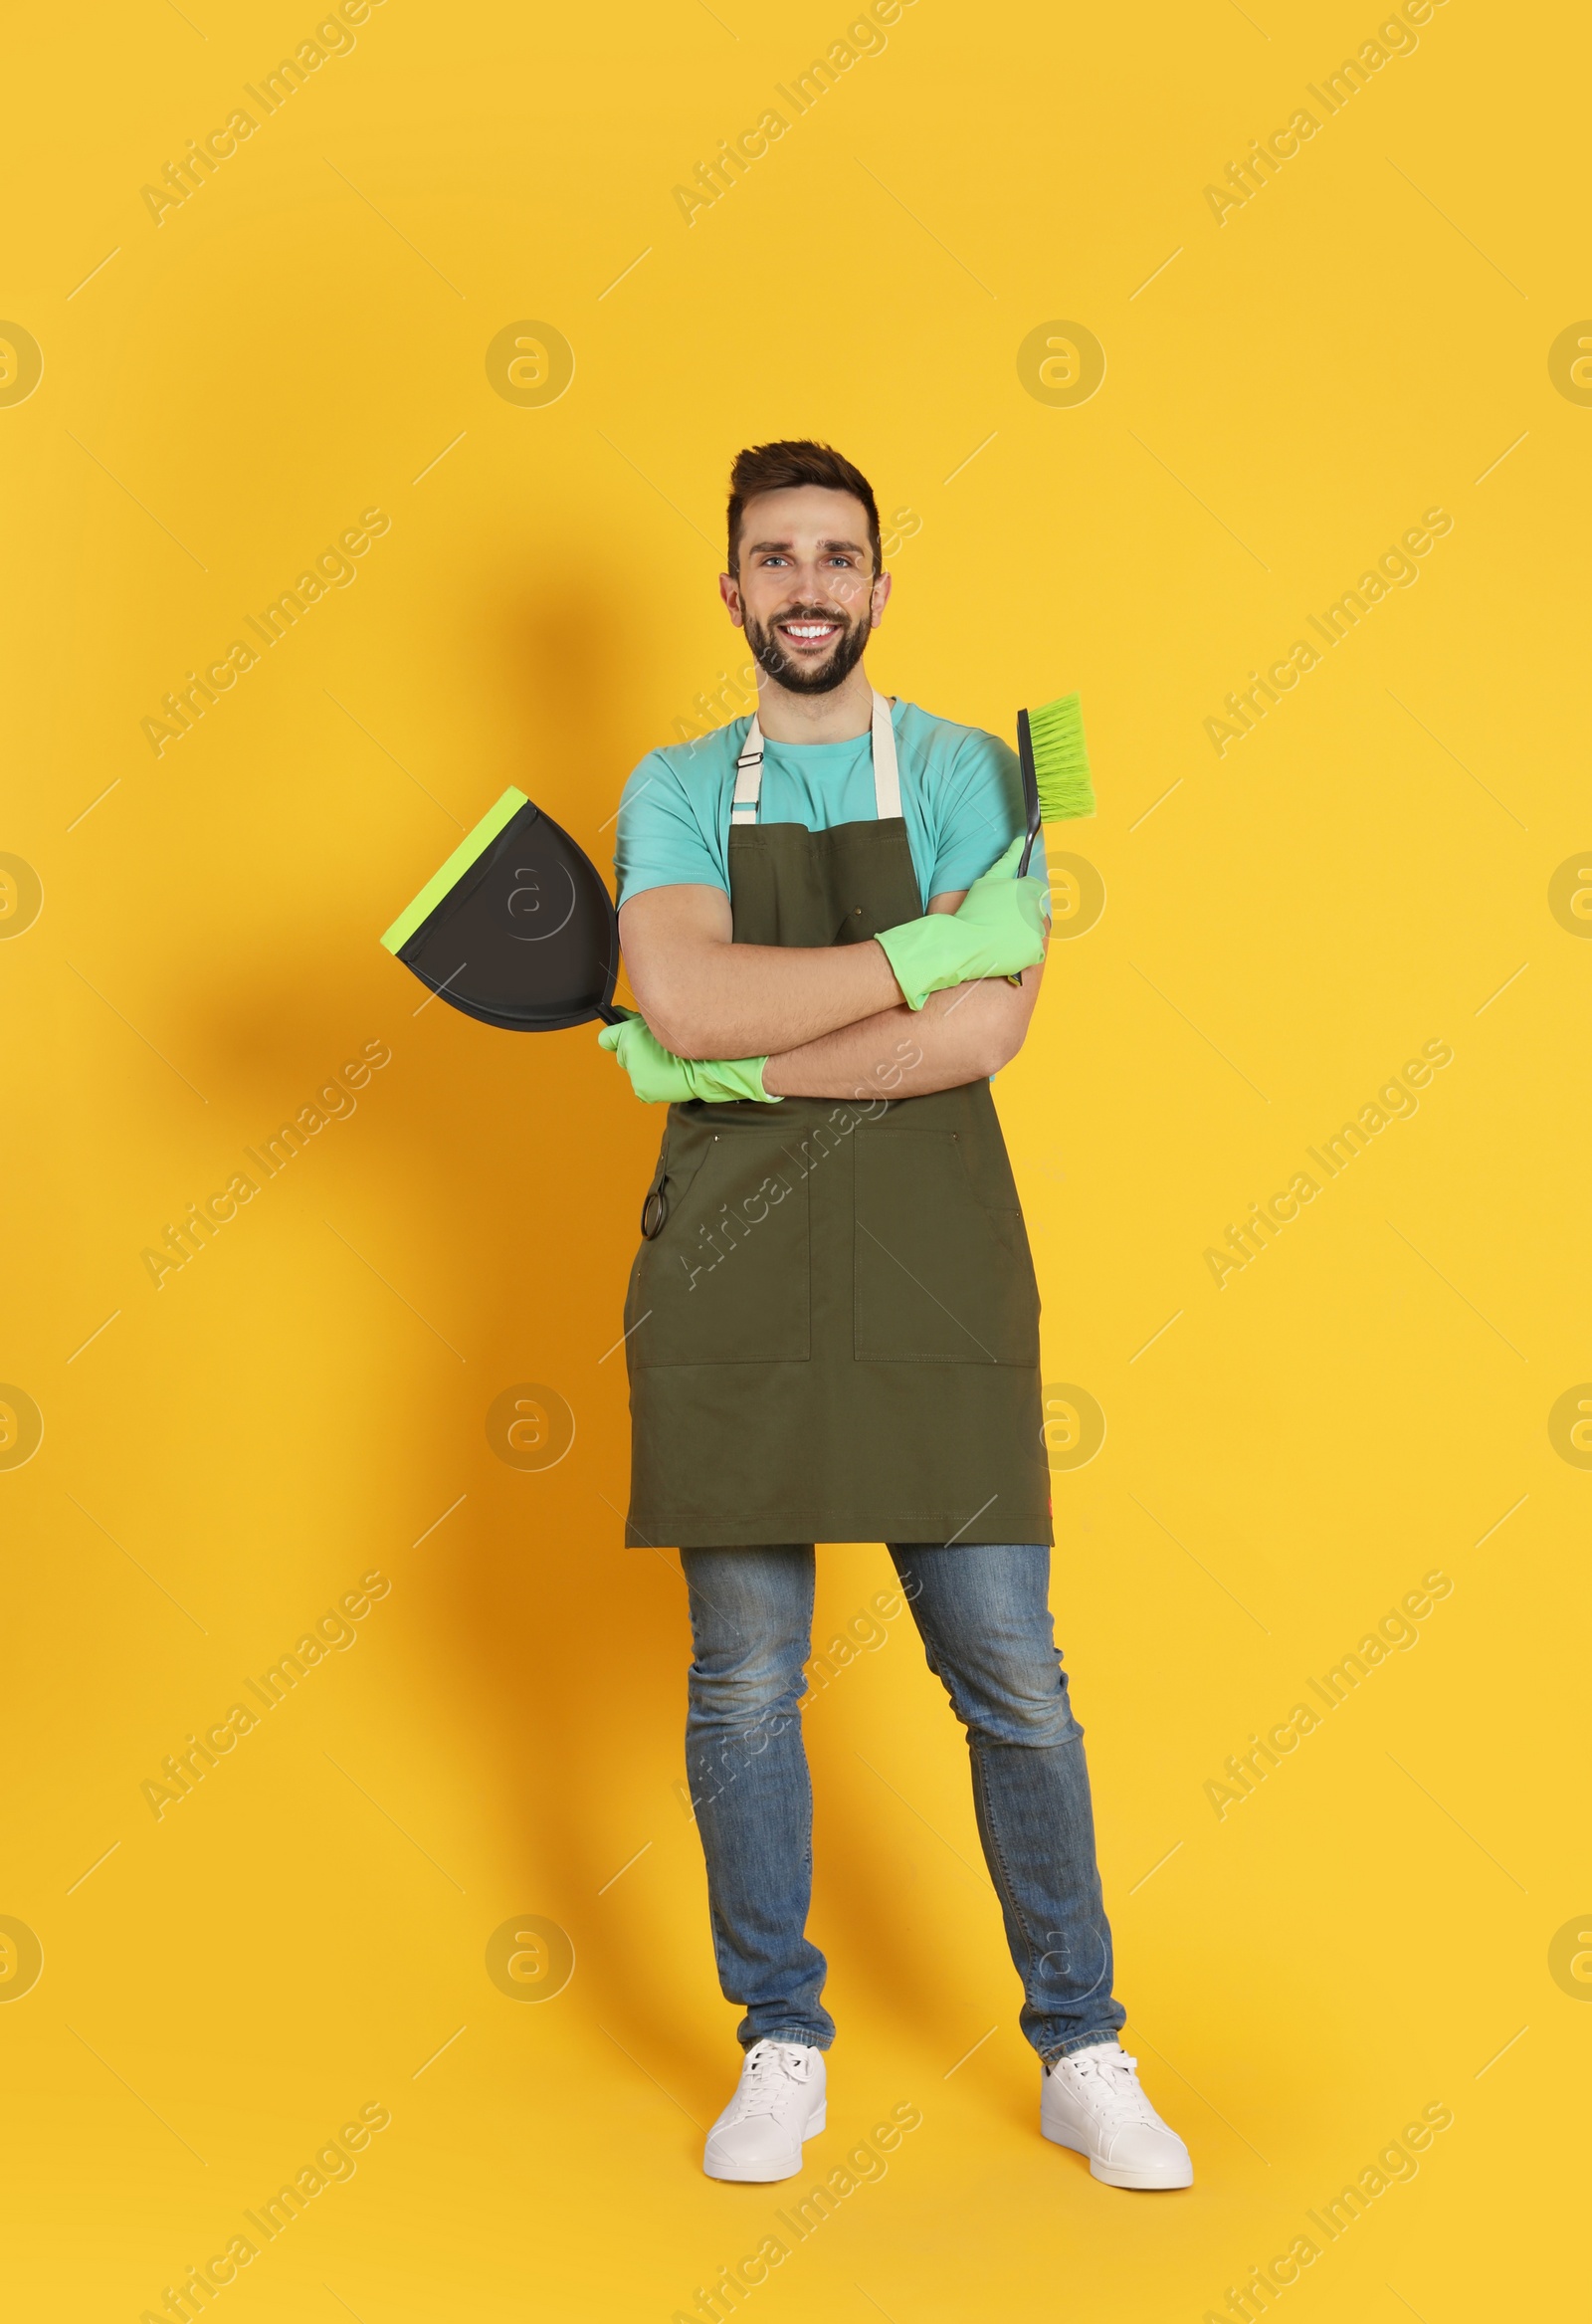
[876,835,1049,1011]
[598,1013,781,1105]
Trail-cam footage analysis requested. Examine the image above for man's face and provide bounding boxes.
[720,486,891,695]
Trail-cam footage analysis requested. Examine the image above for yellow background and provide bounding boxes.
[3,0,1586,2314]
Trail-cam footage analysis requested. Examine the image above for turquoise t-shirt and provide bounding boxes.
[613,698,1047,912]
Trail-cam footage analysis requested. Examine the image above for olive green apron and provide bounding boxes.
[623,690,1051,1551]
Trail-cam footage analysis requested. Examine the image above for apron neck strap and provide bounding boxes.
[731,689,899,826]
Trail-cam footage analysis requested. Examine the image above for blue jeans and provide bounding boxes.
[680,1541,1125,2065]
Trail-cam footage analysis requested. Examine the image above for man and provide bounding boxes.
[602,441,1190,2193]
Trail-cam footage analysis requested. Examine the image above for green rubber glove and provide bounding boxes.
[597,1014,781,1105]
[876,835,1049,1011]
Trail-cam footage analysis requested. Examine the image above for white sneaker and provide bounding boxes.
[1041,2042,1193,2189]
[702,2039,827,2182]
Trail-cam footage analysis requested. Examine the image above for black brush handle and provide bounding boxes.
[1002,707,1043,986]
[1015,707,1041,880]
[596,1001,630,1026]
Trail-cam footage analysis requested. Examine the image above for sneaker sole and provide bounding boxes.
[1042,2116,1193,2191]
[703,2103,827,2184]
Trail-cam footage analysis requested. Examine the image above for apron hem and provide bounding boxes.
[624,1512,1055,1551]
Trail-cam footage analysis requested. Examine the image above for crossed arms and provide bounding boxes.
[618,883,1048,1101]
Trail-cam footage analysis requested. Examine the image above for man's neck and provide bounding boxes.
[754,659,875,744]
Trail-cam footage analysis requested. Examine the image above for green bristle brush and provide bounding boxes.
[1002,693,1093,982]
[1016,691,1094,876]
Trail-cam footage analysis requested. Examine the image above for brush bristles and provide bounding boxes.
[1027,691,1094,821]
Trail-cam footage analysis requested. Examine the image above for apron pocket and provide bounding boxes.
[854,1130,1039,1366]
[626,1129,810,1367]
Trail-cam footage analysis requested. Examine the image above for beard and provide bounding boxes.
[743,599,873,696]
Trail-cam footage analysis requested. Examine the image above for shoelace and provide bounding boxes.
[1064,2047,1156,2125]
[730,2042,810,2120]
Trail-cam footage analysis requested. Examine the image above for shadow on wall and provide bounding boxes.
[406,568,721,2123]
[169,546,707,2113]
[481,564,684,850]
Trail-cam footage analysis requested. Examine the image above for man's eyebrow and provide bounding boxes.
[744,535,867,554]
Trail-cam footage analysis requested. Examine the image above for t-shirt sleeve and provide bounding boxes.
[926,728,1049,902]
[613,749,726,907]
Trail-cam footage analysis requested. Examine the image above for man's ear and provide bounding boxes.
[719,569,744,624]
[870,569,893,626]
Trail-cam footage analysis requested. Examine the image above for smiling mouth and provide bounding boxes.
[777,618,843,647]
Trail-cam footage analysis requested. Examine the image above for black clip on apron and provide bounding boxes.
[623,690,1050,1552]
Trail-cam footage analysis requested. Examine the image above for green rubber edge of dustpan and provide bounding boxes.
[379,786,529,956]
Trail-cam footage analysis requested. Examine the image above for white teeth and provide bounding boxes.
[785,624,835,638]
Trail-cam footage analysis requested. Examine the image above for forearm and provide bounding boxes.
[763,961,1044,1099]
[627,929,902,1058]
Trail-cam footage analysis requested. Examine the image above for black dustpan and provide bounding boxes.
[380,787,626,1031]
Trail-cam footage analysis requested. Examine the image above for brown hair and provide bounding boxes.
[726,439,881,576]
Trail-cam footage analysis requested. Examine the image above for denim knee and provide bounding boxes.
[688,1645,806,1738]
[952,1654,1084,1751]
[686,1605,811,1742]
